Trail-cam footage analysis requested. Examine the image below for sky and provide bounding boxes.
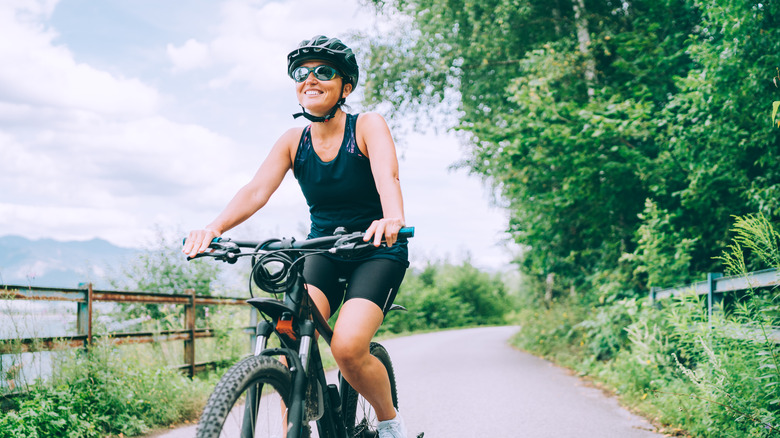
[0,0,517,270]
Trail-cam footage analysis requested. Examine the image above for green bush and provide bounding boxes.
[512,213,780,436]
[380,260,512,334]
[0,341,212,438]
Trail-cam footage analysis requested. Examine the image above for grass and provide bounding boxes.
[510,293,780,437]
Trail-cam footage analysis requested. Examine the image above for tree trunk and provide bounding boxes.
[552,0,563,37]
[545,272,555,302]
[572,0,596,98]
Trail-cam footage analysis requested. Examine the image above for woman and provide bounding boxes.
[183,35,409,438]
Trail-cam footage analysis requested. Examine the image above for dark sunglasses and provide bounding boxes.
[291,65,340,83]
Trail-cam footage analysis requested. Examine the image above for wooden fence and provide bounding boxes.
[0,283,252,378]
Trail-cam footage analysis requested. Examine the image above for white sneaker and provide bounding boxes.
[377,409,408,438]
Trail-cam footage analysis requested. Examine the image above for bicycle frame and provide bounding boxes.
[246,248,346,438]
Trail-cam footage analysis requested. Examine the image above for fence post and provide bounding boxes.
[707,272,724,328]
[76,283,93,349]
[184,289,196,378]
[649,286,657,303]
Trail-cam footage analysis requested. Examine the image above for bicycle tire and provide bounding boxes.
[196,355,311,438]
[341,342,398,438]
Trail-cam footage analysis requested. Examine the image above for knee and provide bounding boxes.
[331,336,368,373]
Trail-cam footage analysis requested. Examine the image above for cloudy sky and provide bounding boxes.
[0,0,515,269]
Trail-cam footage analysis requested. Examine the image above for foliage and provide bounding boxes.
[363,0,780,300]
[0,340,213,438]
[511,214,780,436]
[108,229,225,329]
[112,230,221,297]
[628,199,697,288]
[380,260,512,334]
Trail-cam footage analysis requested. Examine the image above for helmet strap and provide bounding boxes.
[292,85,346,123]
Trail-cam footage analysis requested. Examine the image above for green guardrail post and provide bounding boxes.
[707,272,723,328]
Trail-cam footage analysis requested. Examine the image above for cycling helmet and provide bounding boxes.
[287,35,360,88]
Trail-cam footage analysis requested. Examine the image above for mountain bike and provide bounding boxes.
[186,227,418,438]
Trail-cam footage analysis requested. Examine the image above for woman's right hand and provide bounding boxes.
[182,228,221,258]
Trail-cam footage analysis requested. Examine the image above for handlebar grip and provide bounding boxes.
[398,227,415,239]
[182,237,223,246]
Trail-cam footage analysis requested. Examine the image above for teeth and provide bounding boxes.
[305,91,321,95]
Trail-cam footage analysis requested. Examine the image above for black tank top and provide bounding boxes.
[293,113,409,264]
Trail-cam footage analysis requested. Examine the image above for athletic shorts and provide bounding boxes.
[302,254,407,316]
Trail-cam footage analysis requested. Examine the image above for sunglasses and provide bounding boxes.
[291,65,340,83]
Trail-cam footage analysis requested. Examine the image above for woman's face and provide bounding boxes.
[295,60,352,116]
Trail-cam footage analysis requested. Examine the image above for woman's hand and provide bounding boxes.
[182,228,222,258]
[364,218,405,247]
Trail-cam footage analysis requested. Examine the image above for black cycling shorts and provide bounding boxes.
[302,255,407,316]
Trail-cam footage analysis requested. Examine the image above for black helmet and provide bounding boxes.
[287,35,359,88]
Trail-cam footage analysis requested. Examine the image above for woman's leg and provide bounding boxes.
[330,298,397,421]
[330,259,407,422]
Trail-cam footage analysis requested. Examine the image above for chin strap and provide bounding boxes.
[292,99,343,122]
[292,85,346,123]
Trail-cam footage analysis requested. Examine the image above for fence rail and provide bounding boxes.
[650,268,780,301]
[649,268,780,341]
[1,283,252,378]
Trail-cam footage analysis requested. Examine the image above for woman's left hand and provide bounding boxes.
[364,218,405,247]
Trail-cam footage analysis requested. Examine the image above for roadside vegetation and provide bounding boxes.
[511,214,780,437]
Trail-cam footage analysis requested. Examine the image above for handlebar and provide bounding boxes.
[185,227,415,263]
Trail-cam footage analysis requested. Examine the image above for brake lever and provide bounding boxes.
[331,233,366,252]
[186,240,242,264]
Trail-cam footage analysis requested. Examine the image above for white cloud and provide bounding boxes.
[166,0,375,91]
[167,38,211,73]
[0,1,159,118]
[0,0,514,268]
[0,1,258,247]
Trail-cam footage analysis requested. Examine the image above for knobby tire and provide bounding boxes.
[195,355,311,438]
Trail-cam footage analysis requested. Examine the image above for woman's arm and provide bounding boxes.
[183,128,300,257]
[357,113,406,247]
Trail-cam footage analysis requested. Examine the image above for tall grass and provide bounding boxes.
[0,302,250,437]
[512,213,780,437]
[0,339,218,438]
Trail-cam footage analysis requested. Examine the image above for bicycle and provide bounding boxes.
[186,227,421,438]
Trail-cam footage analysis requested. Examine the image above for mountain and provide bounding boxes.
[0,236,139,289]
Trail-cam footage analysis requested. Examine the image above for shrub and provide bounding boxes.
[0,340,210,437]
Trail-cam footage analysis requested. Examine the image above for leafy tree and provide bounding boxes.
[109,231,222,327]
[363,0,780,298]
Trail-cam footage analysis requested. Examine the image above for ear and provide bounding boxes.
[342,82,353,98]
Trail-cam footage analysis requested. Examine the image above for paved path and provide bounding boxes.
[151,326,663,437]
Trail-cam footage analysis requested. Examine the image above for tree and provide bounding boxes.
[110,231,223,326]
[364,0,780,298]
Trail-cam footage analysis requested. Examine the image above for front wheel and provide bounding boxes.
[196,355,309,438]
[341,342,398,438]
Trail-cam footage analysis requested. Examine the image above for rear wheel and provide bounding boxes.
[341,343,398,438]
[196,355,310,438]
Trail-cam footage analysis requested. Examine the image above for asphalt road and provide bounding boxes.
[152,326,663,438]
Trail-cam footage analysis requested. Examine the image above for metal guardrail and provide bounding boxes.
[0,284,252,378]
[649,268,780,340]
[650,268,780,300]
[650,268,779,312]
